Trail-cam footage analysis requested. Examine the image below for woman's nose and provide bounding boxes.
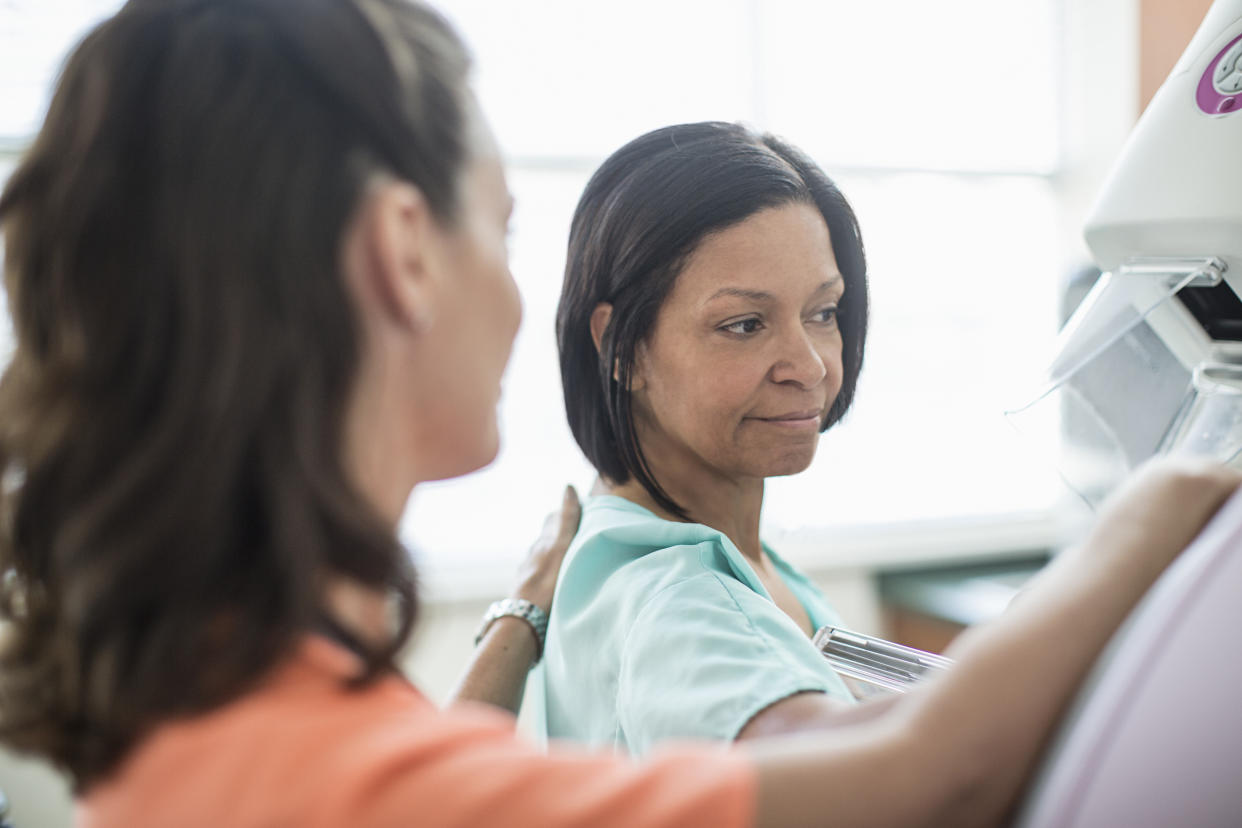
[770,326,827,388]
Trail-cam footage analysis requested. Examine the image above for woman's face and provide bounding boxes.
[631,201,845,485]
[407,117,522,481]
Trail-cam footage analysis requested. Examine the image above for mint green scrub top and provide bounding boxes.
[530,495,854,756]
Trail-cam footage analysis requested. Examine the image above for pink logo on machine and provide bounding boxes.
[1197,33,1242,115]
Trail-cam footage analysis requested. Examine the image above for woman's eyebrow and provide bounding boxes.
[815,275,845,295]
[706,287,774,303]
[706,276,845,305]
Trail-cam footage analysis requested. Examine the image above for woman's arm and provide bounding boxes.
[446,485,580,714]
[737,691,899,739]
[746,457,1240,828]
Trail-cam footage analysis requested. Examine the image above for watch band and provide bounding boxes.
[474,598,549,661]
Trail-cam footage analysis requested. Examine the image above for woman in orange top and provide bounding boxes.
[0,1,1235,826]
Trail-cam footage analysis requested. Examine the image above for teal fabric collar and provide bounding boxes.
[581,494,835,630]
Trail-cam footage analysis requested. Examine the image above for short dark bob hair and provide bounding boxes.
[556,122,869,519]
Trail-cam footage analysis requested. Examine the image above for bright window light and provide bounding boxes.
[411,1,1067,595]
[0,0,124,139]
[0,1,1070,598]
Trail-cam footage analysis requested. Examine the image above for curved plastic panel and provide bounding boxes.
[1016,488,1242,827]
[1007,271,1199,508]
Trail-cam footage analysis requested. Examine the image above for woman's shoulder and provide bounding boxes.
[546,495,769,632]
[82,637,760,828]
[562,496,735,585]
[576,494,703,539]
[79,637,521,826]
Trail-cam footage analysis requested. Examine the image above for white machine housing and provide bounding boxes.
[1084,0,1242,371]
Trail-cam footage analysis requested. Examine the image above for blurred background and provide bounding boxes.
[0,0,1215,824]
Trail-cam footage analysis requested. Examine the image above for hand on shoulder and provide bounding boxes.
[511,485,582,612]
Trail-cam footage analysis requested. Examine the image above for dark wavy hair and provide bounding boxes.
[0,0,470,790]
[556,122,869,519]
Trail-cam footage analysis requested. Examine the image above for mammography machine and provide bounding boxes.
[1008,1,1242,824]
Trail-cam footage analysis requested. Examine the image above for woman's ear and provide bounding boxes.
[359,179,439,332]
[589,303,612,355]
[590,302,645,390]
[589,303,626,384]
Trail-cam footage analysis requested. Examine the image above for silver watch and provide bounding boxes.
[474,598,549,661]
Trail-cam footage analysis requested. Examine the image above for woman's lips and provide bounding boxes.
[750,410,823,428]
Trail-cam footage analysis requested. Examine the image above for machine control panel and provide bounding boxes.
[1198,33,1242,114]
[1213,40,1242,92]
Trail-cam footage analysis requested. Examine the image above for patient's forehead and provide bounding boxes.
[668,203,840,306]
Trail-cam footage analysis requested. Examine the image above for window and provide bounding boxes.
[0,1,1077,599]
[0,0,122,138]
[410,0,1071,596]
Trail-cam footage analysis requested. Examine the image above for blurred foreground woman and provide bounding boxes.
[0,1,1236,826]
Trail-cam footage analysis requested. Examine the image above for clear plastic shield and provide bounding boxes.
[1006,270,1203,508]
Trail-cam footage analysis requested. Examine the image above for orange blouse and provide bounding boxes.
[77,636,757,828]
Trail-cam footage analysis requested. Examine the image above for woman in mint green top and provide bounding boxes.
[536,495,853,754]
[543,122,871,751]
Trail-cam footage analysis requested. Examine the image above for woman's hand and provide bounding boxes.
[511,485,581,612]
[1062,455,1241,587]
[447,485,581,714]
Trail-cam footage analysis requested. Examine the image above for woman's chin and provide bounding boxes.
[757,448,818,479]
[423,426,501,482]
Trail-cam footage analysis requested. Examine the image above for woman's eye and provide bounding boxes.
[722,317,763,335]
[811,305,839,324]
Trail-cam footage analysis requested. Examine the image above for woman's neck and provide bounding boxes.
[601,473,765,563]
